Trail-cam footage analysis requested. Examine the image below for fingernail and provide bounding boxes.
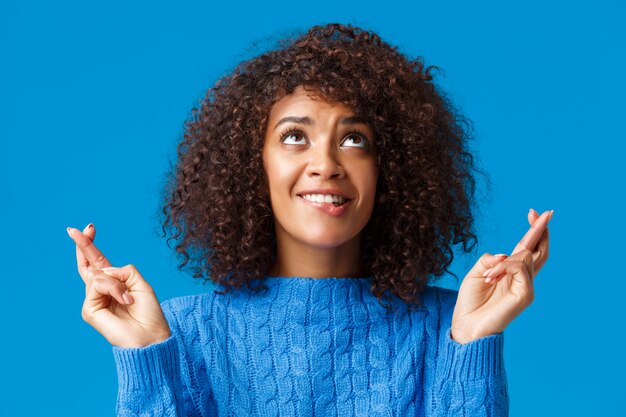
[66,227,73,238]
[84,223,93,232]
[123,291,134,305]
[485,277,492,283]
[494,254,508,258]
[483,267,494,277]
[548,210,554,220]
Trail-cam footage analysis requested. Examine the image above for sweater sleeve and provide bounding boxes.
[426,288,509,417]
[111,297,205,417]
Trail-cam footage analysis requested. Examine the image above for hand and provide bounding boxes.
[450,208,552,344]
[67,224,171,348]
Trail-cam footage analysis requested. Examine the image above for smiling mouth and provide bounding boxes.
[297,195,351,207]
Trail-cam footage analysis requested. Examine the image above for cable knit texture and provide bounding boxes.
[112,277,508,416]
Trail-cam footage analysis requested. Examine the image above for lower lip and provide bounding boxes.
[298,196,352,217]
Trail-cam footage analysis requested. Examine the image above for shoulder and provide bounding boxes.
[422,285,459,316]
[156,291,223,348]
[159,291,218,326]
[425,285,458,303]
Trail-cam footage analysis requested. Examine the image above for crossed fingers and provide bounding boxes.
[67,225,112,283]
[512,209,552,258]
[484,209,553,284]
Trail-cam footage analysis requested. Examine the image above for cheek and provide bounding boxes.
[358,164,379,204]
[264,155,298,197]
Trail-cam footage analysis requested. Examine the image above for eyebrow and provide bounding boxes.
[273,115,368,131]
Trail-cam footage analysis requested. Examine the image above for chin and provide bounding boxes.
[298,230,357,249]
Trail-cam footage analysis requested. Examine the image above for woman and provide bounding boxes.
[67,23,552,416]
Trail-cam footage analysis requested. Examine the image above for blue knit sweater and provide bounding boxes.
[112,277,508,416]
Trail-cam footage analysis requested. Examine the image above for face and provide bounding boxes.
[262,85,379,250]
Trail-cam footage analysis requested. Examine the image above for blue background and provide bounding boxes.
[1,0,623,415]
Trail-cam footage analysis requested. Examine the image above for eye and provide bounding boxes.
[340,131,370,148]
[279,128,308,145]
[278,127,371,148]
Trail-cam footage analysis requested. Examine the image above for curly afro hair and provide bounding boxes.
[159,22,488,308]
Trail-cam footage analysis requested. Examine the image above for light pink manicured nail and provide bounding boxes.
[122,291,134,305]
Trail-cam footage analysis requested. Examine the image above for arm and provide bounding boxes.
[67,226,210,416]
[113,335,190,416]
[424,287,509,417]
[425,209,552,415]
[111,298,206,417]
[426,329,509,416]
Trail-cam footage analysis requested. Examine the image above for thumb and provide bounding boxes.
[471,253,509,276]
[100,264,154,293]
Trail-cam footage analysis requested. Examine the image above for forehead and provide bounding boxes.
[268,86,354,120]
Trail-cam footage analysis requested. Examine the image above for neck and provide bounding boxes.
[269,231,365,279]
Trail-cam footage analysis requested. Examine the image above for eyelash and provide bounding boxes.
[278,127,371,148]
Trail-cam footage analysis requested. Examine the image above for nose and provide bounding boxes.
[305,143,345,180]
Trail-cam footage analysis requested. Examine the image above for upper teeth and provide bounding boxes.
[302,194,346,204]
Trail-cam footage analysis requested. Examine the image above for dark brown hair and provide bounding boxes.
[159,22,488,308]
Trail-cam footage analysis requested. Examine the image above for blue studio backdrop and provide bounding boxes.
[1,0,624,416]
